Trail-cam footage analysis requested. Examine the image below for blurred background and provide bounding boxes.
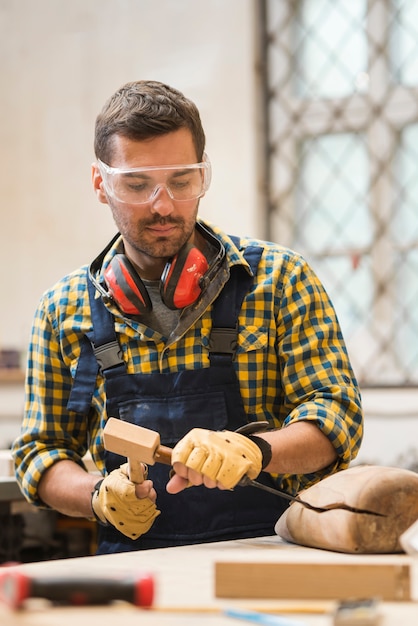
[1,0,418,485]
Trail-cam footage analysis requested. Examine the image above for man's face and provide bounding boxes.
[92,128,204,276]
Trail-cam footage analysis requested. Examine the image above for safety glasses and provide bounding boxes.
[97,154,211,205]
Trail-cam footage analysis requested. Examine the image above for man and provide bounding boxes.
[13,80,363,554]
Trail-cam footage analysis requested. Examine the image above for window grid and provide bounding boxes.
[259,0,418,387]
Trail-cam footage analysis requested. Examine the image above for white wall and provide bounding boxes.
[355,388,418,468]
[0,0,260,353]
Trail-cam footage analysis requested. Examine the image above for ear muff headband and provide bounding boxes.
[104,255,152,315]
[160,244,209,310]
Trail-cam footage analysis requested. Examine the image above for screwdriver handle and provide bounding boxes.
[0,569,154,609]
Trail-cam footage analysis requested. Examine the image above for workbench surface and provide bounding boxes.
[1,535,418,625]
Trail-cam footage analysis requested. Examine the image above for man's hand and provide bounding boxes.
[91,463,160,539]
[166,428,263,493]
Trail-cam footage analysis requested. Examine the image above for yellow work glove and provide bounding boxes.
[171,428,263,490]
[91,463,160,540]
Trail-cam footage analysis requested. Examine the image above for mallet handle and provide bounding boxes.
[130,444,172,482]
[128,443,172,483]
[154,444,172,465]
[128,458,146,484]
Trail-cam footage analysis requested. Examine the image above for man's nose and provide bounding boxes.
[149,185,174,215]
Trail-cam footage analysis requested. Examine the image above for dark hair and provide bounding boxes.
[94,80,206,163]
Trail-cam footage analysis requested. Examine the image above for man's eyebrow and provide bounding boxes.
[170,167,198,177]
[119,166,196,178]
[120,171,152,179]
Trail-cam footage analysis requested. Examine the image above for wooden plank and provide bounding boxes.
[215,561,411,601]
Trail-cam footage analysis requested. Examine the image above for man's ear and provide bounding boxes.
[91,162,109,204]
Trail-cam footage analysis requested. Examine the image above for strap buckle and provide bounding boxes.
[93,341,124,372]
[208,327,238,356]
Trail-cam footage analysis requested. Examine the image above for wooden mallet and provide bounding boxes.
[103,417,172,483]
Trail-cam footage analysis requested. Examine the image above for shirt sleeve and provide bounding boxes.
[275,252,363,492]
[12,295,90,506]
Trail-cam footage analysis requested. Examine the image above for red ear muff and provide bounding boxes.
[104,255,152,316]
[101,244,210,315]
[160,244,209,310]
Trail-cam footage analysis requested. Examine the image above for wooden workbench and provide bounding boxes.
[1,535,418,625]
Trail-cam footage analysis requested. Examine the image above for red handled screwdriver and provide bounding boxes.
[0,569,154,609]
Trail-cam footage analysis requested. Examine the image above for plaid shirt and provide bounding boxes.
[12,219,363,505]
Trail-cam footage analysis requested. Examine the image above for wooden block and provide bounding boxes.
[215,560,412,601]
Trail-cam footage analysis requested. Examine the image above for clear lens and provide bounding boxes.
[98,156,211,205]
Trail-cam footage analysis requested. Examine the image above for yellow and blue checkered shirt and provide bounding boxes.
[12,220,363,505]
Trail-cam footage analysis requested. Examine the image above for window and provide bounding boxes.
[259,0,418,386]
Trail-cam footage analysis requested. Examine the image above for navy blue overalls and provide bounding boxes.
[69,240,287,554]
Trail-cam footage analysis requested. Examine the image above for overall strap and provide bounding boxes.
[209,236,263,364]
[67,275,126,414]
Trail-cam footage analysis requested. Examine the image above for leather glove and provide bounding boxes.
[171,428,263,490]
[91,463,160,540]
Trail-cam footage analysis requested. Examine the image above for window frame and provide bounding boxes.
[257,0,418,387]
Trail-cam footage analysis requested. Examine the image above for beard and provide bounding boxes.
[109,201,199,261]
